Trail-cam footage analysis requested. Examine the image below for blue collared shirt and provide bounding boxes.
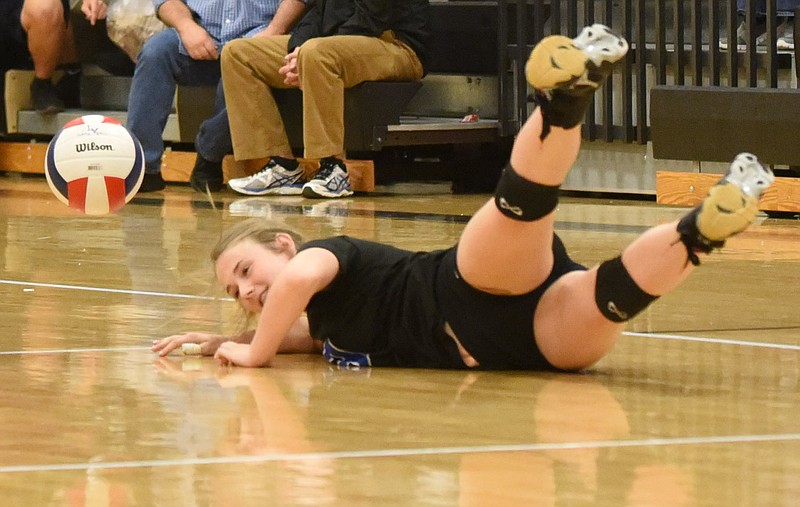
[153,0,280,55]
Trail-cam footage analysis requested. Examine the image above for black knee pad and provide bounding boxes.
[595,256,659,323]
[494,164,560,221]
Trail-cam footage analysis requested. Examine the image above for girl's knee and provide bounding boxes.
[534,270,623,370]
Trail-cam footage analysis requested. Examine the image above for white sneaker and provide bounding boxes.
[777,21,794,50]
[697,152,774,241]
[227,159,305,196]
[571,24,630,72]
[302,158,354,198]
[676,152,774,265]
[732,19,795,50]
[719,152,774,200]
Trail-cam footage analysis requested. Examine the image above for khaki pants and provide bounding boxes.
[221,31,423,161]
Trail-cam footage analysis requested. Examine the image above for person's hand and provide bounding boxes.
[215,342,259,367]
[151,332,225,357]
[279,48,301,88]
[177,23,219,60]
[81,0,107,25]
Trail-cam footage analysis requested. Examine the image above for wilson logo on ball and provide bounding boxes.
[75,142,115,152]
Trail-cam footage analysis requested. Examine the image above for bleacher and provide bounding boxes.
[3,1,523,191]
[2,0,800,205]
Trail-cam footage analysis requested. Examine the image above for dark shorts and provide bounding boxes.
[435,234,586,370]
[0,1,31,76]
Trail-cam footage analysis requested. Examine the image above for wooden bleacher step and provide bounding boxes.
[656,171,800,213]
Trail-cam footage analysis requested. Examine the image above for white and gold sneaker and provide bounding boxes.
[677,152,774,264]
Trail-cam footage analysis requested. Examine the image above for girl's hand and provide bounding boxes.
[215,342,260,367]
[151,332,225,357]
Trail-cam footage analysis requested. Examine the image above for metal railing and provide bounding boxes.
[499,0,798,143]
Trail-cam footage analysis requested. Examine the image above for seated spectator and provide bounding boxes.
[127,0,307,193]
[726,0,798,49]
[20,0,107,113]
[20,0,76,114]
[220,0,430,199]
[2,0,32,132]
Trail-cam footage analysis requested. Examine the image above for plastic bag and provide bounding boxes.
[106,0,166,62]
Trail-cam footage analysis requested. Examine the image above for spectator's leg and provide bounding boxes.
[190,81,229,192]
[195,82,231,164]
[296,33,423,160]
[127,29,219,190]
[20,0,74,113]
[776,0,797,49]
[20,0,73,79]
[221,35,293,162]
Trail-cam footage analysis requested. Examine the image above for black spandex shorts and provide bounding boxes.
[435,234,586,370]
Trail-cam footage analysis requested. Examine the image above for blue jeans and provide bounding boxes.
[737,0,800,17]
[127,29,232,174]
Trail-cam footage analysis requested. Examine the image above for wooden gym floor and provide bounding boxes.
[1,173,799,506]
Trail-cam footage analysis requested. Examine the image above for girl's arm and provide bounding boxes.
[151,328,255,357]
[276,314,320,354]
[215,248,339,367]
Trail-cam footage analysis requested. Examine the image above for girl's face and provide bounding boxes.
[215,238,292,313]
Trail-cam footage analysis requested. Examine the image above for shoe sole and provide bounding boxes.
[721,152,774,199]
[526,24,628,90]
[572,24,629,67]
[301,185,354,199]
[228,183,304,196]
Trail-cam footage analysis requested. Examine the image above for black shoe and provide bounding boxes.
[56,69,82,108]
[139,172,166,192]
[189,155,224,193]
[31,78,65,114]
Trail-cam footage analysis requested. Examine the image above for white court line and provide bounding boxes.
[1,280,796,351]
[2,334,795,358]
[0,279,221,301]
[2,432,800,474]
[624,331,800,351]
[0,346,151,356]
[1,333,795,358]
